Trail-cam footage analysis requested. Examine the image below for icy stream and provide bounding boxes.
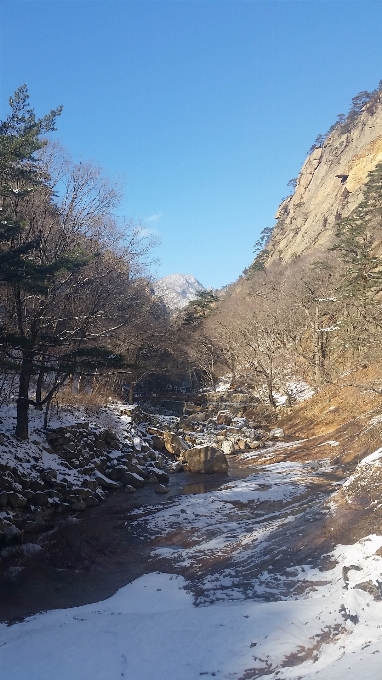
[1,452,382,679]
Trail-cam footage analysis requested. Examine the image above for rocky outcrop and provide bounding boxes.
[267,92,382,264]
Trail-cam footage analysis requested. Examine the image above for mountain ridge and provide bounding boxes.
[154,273,205,311]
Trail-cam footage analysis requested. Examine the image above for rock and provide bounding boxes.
[80,479,98,491]
[0,518,11,533]
[4,525,23,545]
[57,503,71,512]
[237,439,247,450]
[183,445,228,474]
[151,435,165,450]
[18,474,30,489]
[94,489,106,502]
[124,485,136,493]
[7,492,28,509]
[41,470,57,484]
[30,478,45,492]
[93,471,122,490]
[216,411,232,425]
[147,474,159,484]
[103,429,120,449]
[107,465,129,481]
[269,428,284,439]
[71,500,86,511]
[133,437,142,451]
[168,461,183,473]
[129,463,148,479]
[34,491,50,506]
[69,487,91,499]
[120,471,145,489]
[190,412,206,422]
[147,466,169,483]
[155,484,170,494]
[0,491,8,507]
[163,432,188,457]
[248,441,260,450]
[0,472,14,491]
[221,440,236,455]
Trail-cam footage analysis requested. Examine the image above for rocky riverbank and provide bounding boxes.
[0,394,284,560]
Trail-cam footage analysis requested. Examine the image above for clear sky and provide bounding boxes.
[1,0,382,289]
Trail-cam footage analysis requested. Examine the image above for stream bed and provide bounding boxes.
[0,462,259,623]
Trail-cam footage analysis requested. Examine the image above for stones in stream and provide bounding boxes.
[0,396,283,561]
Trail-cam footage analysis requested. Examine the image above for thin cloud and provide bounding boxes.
[139,226,159,237]
[146,212,163,223]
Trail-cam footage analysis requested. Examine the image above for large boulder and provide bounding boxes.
[183,445,228,474]
[163,432,188,457]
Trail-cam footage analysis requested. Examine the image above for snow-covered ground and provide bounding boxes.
[2,447,382,679]
[1,537,382,679]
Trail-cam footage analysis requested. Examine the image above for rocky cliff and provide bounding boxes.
[266,90,382,264]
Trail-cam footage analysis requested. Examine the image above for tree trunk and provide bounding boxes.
[35,368,44,410]
[16,354,33,439]
[266,378,277,408]
[43,395,53,429]
[128,383,135,404]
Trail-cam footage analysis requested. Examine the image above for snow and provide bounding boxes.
[154,273,205,310]
[358,446,382,466]
[2,535,382,680]
[2,411,382,678]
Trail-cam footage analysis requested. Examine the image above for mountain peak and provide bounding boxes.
[154,273,205,310]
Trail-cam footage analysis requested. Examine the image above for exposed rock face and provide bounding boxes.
[267,92,382,264]
[154,273,205,311]
[183,445,228,474]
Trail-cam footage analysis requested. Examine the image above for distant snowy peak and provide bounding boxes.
[154,274,205,311]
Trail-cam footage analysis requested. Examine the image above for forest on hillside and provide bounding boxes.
[2,84,382,442]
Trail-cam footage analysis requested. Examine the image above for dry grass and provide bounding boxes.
[56,386,117,409]
[278,363,382,465]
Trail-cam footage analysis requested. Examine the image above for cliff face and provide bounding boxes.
[267,92,382,264]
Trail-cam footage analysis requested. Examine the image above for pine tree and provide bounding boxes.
[333,161,382,299]
[332,162,382,364]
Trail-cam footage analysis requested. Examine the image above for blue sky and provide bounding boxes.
[1,1,382,289]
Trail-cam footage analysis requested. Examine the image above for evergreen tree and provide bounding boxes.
[332,162,382,363]
[0,87,128,438]
[333,161,382,299]
[182,290,219,325]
